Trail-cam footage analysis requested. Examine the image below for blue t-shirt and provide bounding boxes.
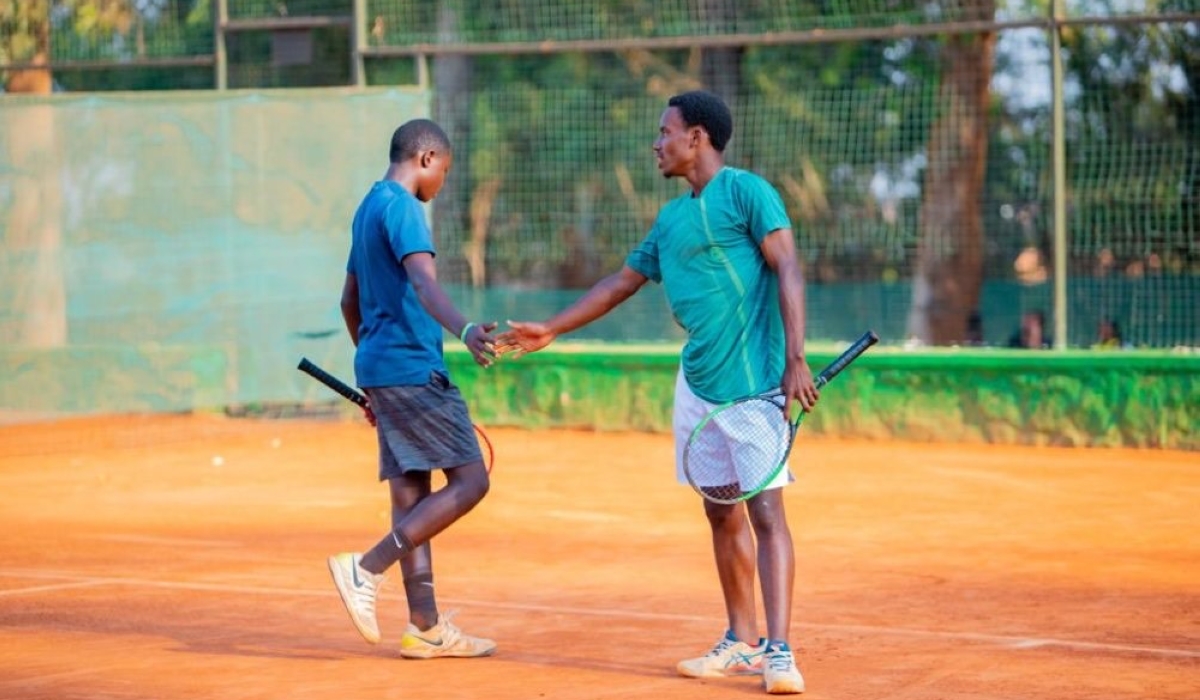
[346,180,446,388]
[626,168,792,403]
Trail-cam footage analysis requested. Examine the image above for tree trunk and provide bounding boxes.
[698,0,743,165]
[906,2,995,346]
[432,2,473,285]
[3,16,67,348]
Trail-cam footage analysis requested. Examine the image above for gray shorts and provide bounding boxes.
[368,372,483,480]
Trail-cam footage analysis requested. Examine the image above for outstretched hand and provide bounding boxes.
[462,321,499,368]
[494,320,558,359]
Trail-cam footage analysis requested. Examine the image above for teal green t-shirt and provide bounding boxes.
[626,167,792,403]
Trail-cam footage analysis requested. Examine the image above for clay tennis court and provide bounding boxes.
[1,413,1196,699]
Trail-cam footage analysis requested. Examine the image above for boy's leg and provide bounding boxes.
[329,381,489,646]
[386,473,438,630]
[363,459,489,566]
[395,462,495,658]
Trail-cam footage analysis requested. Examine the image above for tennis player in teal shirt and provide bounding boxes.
[626,166,790,404]
[497,90,819,695]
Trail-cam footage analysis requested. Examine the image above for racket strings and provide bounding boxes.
[685,397,793,503]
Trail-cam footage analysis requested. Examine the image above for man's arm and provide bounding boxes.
[340,273,363,346]
[402,252,496,366]
[760,228,819,412]
[495,265,648,355]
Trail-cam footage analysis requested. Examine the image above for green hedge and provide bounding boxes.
[447,344,1199,450]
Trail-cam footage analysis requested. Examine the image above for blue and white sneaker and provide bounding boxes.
[677,629,766,678]
[328,552,386,644]
[762,641,805,694]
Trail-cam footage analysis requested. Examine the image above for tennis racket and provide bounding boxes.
[296,357,494,472]
[683,330,879,504]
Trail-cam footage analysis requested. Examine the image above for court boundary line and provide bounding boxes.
[4,569,1198,660]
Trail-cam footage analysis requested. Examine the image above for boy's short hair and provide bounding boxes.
[390,119,451,163]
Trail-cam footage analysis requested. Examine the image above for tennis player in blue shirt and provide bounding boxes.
[496,90,818,694]
[328,118,497,660]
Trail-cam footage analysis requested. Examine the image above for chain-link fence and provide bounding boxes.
[2,1,1198,349]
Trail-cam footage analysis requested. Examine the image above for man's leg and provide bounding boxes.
[673,369,766,678]
[747,489,804,694]
[677,499,766,678]
[705,499,760,645]
[745,490,794,642]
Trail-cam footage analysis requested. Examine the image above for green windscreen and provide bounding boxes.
[0,88,429,417]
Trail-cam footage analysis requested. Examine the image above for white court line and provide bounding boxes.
[0,580,113,597]
[4,570,1198,660]
[84,534,244,548]
[921,465,1048,492]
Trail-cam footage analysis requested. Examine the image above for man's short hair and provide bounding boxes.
[668,91,733,152]
[389,119,451,163]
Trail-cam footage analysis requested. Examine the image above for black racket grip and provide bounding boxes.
[297,357,368,408]
[815,330,879,388]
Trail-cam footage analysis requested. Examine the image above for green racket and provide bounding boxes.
[683,331,878,504]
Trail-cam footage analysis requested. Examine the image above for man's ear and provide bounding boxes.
[690,127,705,147]
[419,150,436,168]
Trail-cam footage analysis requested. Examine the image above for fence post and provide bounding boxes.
[214,0,228,90]
[351,0,367,87]
[1050,0,1068,348]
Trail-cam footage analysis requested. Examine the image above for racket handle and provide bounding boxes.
[815,330,879,388]
[297,357,369,408]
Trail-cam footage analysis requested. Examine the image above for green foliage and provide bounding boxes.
[0,0,51,65]
[227,0,351,19]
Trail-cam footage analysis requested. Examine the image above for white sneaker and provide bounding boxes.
[677,630,766,678]
[399,611,497,659]
[327,553,385,644]
[762,642,805,694]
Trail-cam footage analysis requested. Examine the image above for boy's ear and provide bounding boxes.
[419,150,436,168]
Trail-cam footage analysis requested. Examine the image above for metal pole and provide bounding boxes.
[417,54,429,90]
[1050,0,1068,349]
[214,0,228,90]
[351,0,367,87]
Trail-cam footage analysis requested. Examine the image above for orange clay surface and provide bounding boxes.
[0,414,1197,700]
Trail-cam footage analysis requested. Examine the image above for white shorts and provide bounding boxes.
[672,369,794,492]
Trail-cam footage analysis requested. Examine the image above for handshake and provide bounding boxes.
[457,320,555,368]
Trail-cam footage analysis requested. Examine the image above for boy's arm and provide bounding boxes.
[495,265,648,356]
[338,273,377,426]
[402,252,496,366]
[340,273,363,346]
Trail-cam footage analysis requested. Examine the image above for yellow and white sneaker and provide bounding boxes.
[327,553,385,644]
[677,630,766,678]
[399,611,497,659]
[762,642,805,694]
